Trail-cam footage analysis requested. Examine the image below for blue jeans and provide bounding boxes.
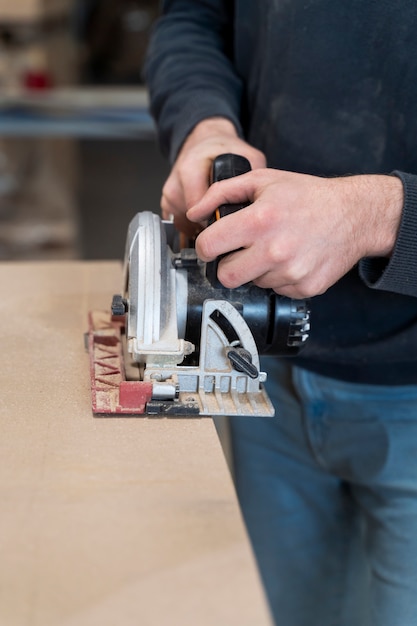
[229,358,417,626]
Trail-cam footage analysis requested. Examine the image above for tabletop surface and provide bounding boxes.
[0,261,271,626]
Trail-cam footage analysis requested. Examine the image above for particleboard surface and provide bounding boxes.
[0,261,271,626]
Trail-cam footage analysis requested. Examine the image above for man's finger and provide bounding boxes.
[187,172,256,222]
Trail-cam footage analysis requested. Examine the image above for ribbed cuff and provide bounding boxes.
[359,170,417,297]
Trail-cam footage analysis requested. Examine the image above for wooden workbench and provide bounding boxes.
[0,261,271,626]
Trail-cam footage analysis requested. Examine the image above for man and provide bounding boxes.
[145,2,417,624]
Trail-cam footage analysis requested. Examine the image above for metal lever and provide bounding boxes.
[227,346,259,379]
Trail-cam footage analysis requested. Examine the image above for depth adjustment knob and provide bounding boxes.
[111,294,127,317]
[227,345,259,379]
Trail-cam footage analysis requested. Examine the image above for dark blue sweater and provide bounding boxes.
[146,0,417,384]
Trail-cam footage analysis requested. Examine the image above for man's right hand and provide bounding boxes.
[161,117,266,235]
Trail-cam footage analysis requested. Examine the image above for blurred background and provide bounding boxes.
[0,0,169,261]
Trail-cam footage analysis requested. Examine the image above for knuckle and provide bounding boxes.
[160,194,169,211]
[295,277,327,299]
[286,262,306,285]
[218,267,240,289]
[162,174,176,197]
[161,186,177,210]
[195,232,215,261]
[267,242,287,265]
[296,284,316,299]
[252,200,278,229]
[217,254,243,288]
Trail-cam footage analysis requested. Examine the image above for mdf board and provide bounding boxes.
[0,0,71,21]
[0,261,271,626]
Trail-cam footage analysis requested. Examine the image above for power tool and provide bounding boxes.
[87,154,310,417]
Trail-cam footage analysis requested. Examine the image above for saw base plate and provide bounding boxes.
[87,310,274,418]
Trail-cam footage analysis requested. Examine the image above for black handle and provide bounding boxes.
[206,154,251,286]
[211,153,251,182]
[209,153,251,223]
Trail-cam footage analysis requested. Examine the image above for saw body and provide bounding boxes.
[88,154,310,417]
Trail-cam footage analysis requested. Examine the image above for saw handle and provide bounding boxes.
[206,153,251,287]
[208,153,251,223]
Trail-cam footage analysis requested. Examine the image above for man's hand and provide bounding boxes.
[161,117,266,235]
[187,169,404,299]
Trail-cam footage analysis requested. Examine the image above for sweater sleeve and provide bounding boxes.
[144,0,243,164]
[359,171,417,297]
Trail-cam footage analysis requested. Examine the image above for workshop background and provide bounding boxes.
[0,0,169,261]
